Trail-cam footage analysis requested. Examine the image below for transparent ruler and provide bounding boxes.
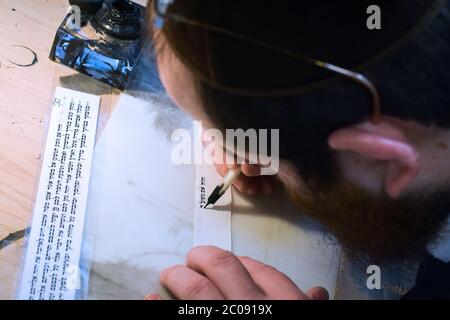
[18,87,100,300]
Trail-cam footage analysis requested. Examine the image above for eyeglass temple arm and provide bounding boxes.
[316,62,382,124]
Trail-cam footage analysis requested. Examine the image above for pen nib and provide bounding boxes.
[204,202,212,209]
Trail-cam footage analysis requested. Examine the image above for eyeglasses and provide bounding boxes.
[153,0,382,124]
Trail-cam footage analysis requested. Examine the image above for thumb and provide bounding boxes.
[144,293,163,300]
[306,287,329,300]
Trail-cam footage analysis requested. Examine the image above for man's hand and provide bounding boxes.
[145,246,329,300]
[202,132,275,196]
[215,163,275,196]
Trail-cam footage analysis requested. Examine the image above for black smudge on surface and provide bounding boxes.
[7,45,38,67]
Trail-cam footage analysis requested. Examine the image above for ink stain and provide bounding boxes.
[7,45,38,67]
[0,227,30,250]
[12,8,16,12]
[32,116,43,123]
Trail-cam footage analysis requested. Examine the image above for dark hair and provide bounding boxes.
[153,0,450,186]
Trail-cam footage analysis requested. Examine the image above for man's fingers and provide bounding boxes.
[239,256,330,300]
[259,176,275,195]
[214,163,230,176]
[160,264,224,300]
[215,163,261,178]
[144,293,163,300]
[160,250,327,300]
[233,175,256,194]
[214,163,253,193]
[187,246,265,300]
[215,164,274,195]
[241,164,261,177]
[306,287,329,300]
[238,256,309,300]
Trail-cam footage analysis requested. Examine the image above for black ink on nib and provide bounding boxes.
[204,202,212,209]
[204,184,224,210]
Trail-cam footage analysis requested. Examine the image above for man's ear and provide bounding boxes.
[328,120,421,199]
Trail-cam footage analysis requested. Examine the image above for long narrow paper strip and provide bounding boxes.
[19,87,99,300]
[194,163,232,251]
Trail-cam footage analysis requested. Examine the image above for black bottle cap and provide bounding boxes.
[93,0,143,40]
[69,0,104,15]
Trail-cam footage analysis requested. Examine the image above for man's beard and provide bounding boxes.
[284,179,450,262]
